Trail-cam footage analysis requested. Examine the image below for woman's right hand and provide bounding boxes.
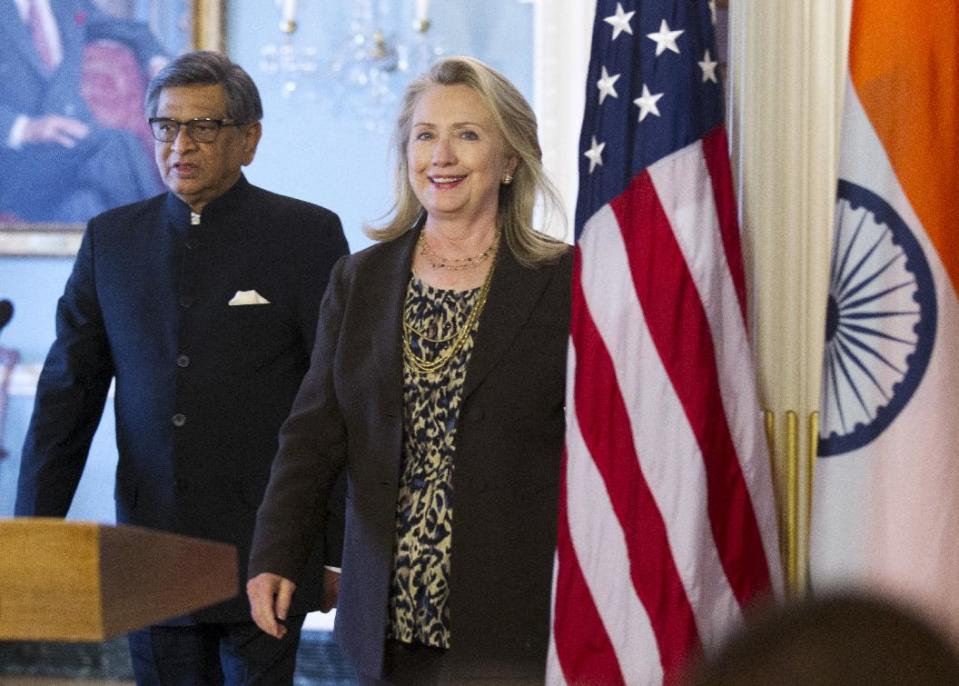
[247,572,298,639]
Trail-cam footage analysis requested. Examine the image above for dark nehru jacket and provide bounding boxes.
[16,175,348,623]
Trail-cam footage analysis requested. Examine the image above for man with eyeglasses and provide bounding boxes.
[15,51,348,684]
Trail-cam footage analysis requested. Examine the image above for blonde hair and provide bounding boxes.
[366,56,567,266]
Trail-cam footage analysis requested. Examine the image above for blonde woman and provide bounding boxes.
[249,56,570,685]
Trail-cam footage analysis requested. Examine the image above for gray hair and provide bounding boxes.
[366,56,567,266]
[145,51,263,124]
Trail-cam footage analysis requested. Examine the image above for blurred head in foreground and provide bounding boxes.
[685,592,959,686]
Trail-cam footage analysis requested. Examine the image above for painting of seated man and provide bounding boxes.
[0,0,196,225]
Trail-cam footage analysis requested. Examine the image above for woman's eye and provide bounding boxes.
[415,131,433,141]
[461,130,479,140]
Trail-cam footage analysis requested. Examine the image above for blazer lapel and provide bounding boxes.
[463,247,554,399]
[372,230,418,395]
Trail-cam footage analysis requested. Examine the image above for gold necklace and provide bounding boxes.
[403,312,457,344]
[403,248,498,375]
[419,231,497,271]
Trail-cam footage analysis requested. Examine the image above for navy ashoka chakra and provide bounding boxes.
[818,179,937,457]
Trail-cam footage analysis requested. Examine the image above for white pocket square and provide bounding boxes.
[228,290,271,306]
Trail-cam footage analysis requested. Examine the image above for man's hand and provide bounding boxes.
[320,568,341,612]
[247,572,297,639]
[21,115,90,148]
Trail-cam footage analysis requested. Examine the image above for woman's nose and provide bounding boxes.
[431,137,455,165]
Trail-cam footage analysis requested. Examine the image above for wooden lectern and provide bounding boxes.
[0,518,238,641]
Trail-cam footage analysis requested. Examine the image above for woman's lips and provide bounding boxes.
[429,174,465,188]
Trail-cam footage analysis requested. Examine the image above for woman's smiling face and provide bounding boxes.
[407,84,516,226]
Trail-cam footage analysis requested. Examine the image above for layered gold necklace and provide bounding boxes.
[402,234,499,375]
[419,231,497,271]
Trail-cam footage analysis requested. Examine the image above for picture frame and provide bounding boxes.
[0,0,225,257]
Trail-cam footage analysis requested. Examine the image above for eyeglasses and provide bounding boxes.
[148,117,240,143]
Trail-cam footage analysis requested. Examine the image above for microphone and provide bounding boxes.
[0,299,13,334]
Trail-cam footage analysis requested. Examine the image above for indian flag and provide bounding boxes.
[812,1,959,639]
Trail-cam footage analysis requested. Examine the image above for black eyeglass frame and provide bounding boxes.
[147,117,241,143]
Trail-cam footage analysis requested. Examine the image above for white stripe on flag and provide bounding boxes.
[565,343,663,683]
[648,144,782,586]
[579,205,741,653]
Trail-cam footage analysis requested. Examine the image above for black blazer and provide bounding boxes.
[250,229,571,680]
[16,176,349,623]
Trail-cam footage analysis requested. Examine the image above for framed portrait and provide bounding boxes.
[0,0,224,257]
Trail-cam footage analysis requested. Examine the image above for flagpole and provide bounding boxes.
[805,411,818,589]
[785,411,800,596]
[763,409,819,598]
[764,409,786,584]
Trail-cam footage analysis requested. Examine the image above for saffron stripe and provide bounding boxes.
[849,3,959,290]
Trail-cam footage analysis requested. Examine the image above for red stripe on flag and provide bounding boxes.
[611,171,772,606]
[553,448,626,686]
[702,126,748,326]
[570,250,699,675]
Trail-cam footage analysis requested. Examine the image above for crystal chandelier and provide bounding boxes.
[258,1,321,100]
[260,1,444,131]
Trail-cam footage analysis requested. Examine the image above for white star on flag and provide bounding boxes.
[584,136,606,173]
[646,18,684,56]
[596,66,621,104]
[698,49,718,83]
[633,84,664,121]
[604,3,635,41]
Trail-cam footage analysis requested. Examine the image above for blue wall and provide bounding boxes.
[232,1,534,253]
[0,2,532,519]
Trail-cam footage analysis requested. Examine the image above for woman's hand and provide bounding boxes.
[247,572,298,639]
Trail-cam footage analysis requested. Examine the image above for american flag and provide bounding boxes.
[547,2,781,684]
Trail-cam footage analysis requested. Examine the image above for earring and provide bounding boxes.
[503,173,513,185]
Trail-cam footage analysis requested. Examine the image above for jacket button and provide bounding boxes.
[176,354,190,368]
[172,413,186,427]
[179,295,194,308]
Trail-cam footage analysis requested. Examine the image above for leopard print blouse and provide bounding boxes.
[387,276,480,648]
